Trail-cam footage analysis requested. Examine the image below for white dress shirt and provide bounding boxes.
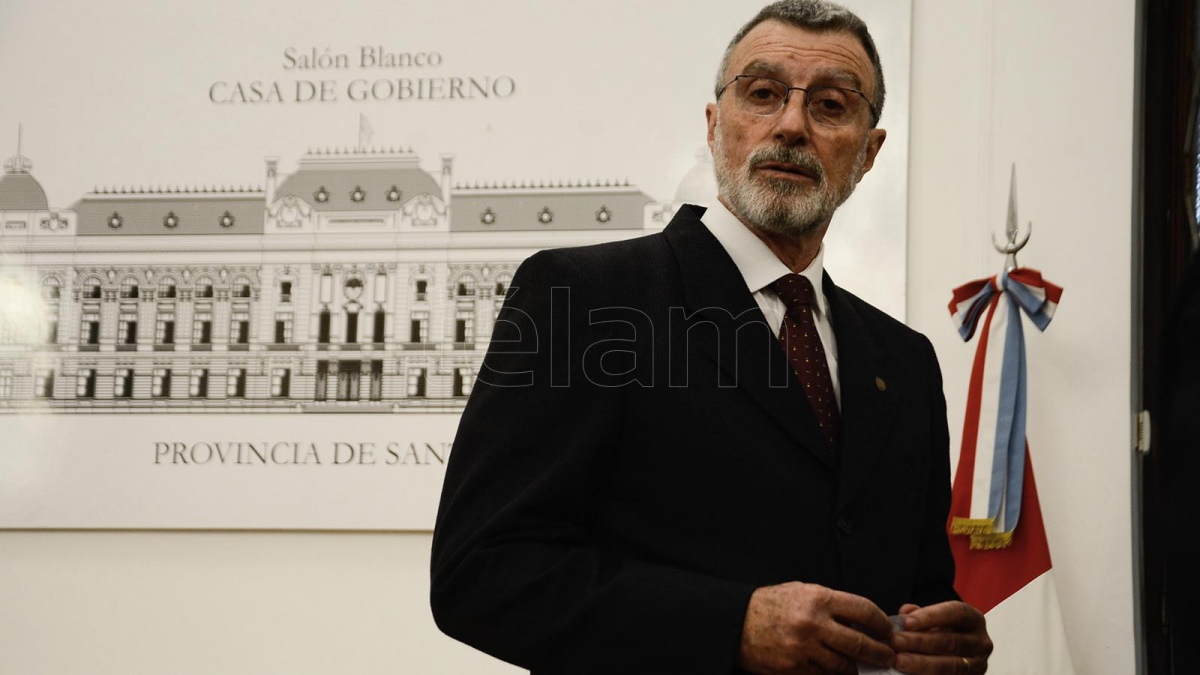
[700,200,841,407]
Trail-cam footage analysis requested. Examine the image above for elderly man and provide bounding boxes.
[431,1,993,673]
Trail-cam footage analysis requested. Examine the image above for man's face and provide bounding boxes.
[706,20,886,238]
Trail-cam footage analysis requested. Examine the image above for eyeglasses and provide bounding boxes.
[716,75,878,127]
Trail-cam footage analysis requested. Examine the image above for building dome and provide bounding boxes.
[0,149,49,211]
[673,146,717,207]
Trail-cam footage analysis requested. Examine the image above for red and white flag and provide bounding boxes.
[947,267,1074,674]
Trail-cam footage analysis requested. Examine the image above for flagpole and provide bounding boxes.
[946,163,1074,673]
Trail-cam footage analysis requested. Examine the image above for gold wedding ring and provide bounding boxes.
[961,656,971,673]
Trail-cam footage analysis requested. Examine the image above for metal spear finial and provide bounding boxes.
[993,163,1032,271]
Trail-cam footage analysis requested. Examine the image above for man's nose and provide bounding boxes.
[773,92,812,146]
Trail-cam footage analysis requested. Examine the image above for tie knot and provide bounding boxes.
[771,273,816,311]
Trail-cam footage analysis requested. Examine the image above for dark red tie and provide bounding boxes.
[772,274,839,448]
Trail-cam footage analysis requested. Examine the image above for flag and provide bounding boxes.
[947,267,1075,674]
[359,113,374,149]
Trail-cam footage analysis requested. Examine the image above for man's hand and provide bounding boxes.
[737,582,897,674]
[891,601,993,674]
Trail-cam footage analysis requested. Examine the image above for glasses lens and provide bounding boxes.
[806,87,860,127]
[728,76,868,126]
[733,77,788,116]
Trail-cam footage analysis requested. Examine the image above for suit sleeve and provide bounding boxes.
[909,335,960,606]
[430,249,755,674]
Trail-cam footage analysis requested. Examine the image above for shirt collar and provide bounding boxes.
[701,199,830,318]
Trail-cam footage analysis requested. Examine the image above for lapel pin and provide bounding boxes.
[875,376,887,392]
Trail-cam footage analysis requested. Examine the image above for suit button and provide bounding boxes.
[837,517,853,535]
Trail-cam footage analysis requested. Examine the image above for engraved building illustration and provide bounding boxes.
[0,139,708,413]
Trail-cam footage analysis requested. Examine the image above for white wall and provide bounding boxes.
[0,531,519,675]
[0,1,1140,673]
[908,1,1137,674]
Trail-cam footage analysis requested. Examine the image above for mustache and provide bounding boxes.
[746,146,825,182]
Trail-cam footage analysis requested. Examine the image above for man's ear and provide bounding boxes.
[856,128,887,182]
[705,102,718,152]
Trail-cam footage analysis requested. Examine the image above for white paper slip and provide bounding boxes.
[858,614,906,675]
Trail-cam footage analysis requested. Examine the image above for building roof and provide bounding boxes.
[451,183,652,232]
[275,148,441,211]
[0,172,50,211]
[72,190,265,235]
[674,148,716,206]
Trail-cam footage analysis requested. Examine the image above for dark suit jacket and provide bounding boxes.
[430,205,958,674]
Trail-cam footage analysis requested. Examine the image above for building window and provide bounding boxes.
[189,369,209,398]
[152,369,172,398]
[320,272,333,303]
[159,278,177,298]
[0,370,11,398]
[119,313,138,345]
[345,310,359,343]
[230,312,250,344]
[455,311,474,343]
[407,368,427,398]
[42,278,61,300]
[120,279,139,299]
[414,279,428,302]
[315,361,328,401]
[193,313,213,344]
[318,309,331,344]
[271,368,291,398]
[227,369,246,398]
[81,314,100,345]
[453,368,475,397]
[156,313,176,344]
[369,361,383,400]
[275,313,293,343]
[83,279,102,299]
[232,281,251,298]
[76,369,97,398]
[279,281,292,303]
[374,272,387,303]
[195,279,214,298]
[495,279,509,297]
[373,309,385,343]
[410,313,428,343]
[336,361,360,401]
[114,369,133,398]
[46,319,58,344]
[456,276,476,297]
[35,370,54,398]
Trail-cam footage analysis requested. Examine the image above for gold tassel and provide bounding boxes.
[950,517,995,535]
[969,531,1014,550]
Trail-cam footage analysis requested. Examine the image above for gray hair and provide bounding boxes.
[715,0,885,126]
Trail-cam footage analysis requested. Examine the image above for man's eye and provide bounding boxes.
[809,90,850,115]
[743,81,782,101]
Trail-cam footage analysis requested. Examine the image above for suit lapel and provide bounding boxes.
[825,276,899,509]
[663,206,835,471]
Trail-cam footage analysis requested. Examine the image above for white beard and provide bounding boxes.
[712,124,867,238]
